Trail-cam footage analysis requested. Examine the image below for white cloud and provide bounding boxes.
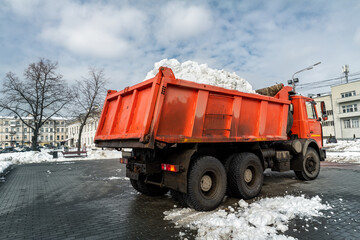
[157,2,213,43]
[39,2,147,58]
[2,0,360,95]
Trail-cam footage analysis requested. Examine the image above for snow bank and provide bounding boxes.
[324,140,360,152]
[164,195,331,240]
[324,140,360,163]
[145,59,254,93]
[0,161,12,176]
[0,149,122,175]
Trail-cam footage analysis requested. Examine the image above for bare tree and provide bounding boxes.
[72,67,107,152]
[0,59,72,150]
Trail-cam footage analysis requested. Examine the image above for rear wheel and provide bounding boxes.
[130,179,140,192]
[186,156,227,211]
[135,174,169,196]
[295,147,320,181]
[227,153,263,199]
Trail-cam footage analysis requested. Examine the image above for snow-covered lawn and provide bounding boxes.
[164,195,332,240]
[324,140,360,163]
[0,148,122,175]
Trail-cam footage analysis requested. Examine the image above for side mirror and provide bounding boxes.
[320,101,328,120]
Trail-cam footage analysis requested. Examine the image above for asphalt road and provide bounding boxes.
[0,159,359,239]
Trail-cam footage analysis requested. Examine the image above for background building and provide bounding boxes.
[67,117,100,148]
[0,116,68,148]
[313,80,360,139]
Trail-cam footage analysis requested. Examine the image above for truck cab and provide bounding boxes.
[290,95,323,148]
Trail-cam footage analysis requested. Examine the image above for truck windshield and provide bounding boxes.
[305,102,317,119]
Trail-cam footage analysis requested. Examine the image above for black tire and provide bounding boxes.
[224,154,237,197]
[170,190,189,207]
[130,179,140,191]
[136,174,169,196]
[186,156,226,211]
[227,152,264,199]
[295,147,320,181]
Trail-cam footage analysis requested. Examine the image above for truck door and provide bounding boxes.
[305,101,322,147]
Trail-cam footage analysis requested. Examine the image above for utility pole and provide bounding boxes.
[342,65,349,83]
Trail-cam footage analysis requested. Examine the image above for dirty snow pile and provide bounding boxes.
[164,195,331,240]
[145,59,254,93]
[324,140,360,163]
[0,149,122,175]
[0,161,12,175]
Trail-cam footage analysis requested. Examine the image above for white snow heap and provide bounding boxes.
[164,195,331,240]
[144,59,254,93]
[0,149,123,175]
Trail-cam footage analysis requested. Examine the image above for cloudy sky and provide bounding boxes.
[1,0,360,95]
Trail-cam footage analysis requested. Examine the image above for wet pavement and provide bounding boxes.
[0,159,359,239]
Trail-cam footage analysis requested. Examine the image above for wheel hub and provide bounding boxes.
[244,168,253,183]
[200,175,212,192]
[306,158,316,173]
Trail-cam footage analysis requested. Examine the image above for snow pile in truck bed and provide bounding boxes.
[144,59,254,93]
[164,195,331,239]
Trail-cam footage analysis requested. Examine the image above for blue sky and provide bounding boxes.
[1,0,360,95]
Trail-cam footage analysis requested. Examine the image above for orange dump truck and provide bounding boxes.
[94,67,327,211]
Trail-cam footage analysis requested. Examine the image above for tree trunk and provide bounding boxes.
[77,124,85,152]
[256,83,284,97]
[32,130,38,151]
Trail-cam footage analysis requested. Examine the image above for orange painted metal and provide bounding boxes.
[290,95,323,148]
[94,67,292,148]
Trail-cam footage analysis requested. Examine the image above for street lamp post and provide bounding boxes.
[288,62,321,92]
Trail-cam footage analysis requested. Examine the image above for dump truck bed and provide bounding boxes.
[94,67,291,149]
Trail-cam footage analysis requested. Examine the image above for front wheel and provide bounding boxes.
[186,156,227,211]
[295,147,320,181]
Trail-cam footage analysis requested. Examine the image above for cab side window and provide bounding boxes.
[305,102,317,119]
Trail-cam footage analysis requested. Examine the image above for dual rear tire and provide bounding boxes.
[173,153,264,211]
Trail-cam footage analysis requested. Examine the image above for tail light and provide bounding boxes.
[161,164,180,172]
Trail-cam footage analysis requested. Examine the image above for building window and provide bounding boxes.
[57,128,59,132]
[16,127,19,132]
[46,128,49,132]
[46,136,48,140]
[61,128,64,132]
[352,119,359,128]
[57,136,60,140]
[24,135,27,140]
[5,128,8,133]
[50,128,53,132]
[5,135,8,140]
[305,102,317,119]
[61,136,64,140]
[50,135,53,141]
[322,121,334,126]
[342,104,358,113]
[344,119,351,128]
[344,118,359,128]
[5,121,8,125]
[24,128,27,132]
[341,91,356,98]
[41,128,44,132]
[41,136,44,140]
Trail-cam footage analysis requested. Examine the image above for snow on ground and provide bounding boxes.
[0,149,122,175]
[324,140,360,163]
[145,59,254,93]
[164,195,331,240]
[0,161,12,176]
